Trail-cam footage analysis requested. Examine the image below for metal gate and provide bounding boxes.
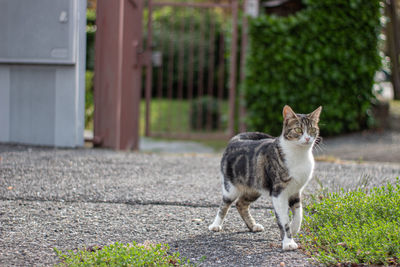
[143,0,239,139]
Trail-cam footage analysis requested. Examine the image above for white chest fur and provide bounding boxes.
[279,137,314,189]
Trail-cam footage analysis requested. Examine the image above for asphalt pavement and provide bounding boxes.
[1,131,400,266]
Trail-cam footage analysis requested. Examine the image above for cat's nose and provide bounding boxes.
[305,137,310,142]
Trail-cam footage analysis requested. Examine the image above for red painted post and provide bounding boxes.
[94,0,143,150]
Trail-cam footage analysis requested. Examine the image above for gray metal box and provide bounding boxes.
[0,0,77,64]
[0,0,86,147]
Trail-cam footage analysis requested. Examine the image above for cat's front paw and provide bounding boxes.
[282,239,298,251]
[251,223,264,232]
[208,224,222,232]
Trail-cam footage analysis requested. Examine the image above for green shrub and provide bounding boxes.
[55,242,193,266]
[301,181,400,265]
[244,0,382,136]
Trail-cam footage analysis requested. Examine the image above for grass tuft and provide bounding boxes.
[54,241,194,266]
[300,179,400,266]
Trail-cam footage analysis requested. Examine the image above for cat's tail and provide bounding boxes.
[231,132,274,141]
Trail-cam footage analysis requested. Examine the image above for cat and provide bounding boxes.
[208,105,322,251]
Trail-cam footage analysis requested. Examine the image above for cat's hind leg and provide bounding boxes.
[209,178,239,232]
[236,193,264,232]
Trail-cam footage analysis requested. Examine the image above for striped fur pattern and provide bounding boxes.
[209,105,322,251]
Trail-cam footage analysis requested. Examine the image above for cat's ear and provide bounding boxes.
[283,105,298,120]
[308,106,322,123]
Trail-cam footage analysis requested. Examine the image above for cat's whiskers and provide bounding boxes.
[316,141,327,153]
[313,142,323,153]
[312,136,325,153]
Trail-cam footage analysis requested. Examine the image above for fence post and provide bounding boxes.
[94,0,143,150]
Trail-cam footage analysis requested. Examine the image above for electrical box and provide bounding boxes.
[0,0,86,147]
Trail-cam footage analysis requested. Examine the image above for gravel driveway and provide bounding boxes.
[1,139,400,266]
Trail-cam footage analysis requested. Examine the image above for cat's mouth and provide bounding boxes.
[299,141,313,147]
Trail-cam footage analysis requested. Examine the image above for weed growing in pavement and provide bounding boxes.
[300,179,400,266]
[54,241,196,266]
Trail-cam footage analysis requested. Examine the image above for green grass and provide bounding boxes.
[55,242,195,266]
[139,98,229,136]
[300,180,400,266]
[140,99,190,136]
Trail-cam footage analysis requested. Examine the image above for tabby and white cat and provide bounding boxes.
[209,105,322,250]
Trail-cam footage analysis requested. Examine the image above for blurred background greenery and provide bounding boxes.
[85,0,400,138]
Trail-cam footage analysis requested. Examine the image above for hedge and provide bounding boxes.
[244,0,382,136]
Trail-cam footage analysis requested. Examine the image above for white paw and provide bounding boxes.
[208,224,222,232]
[282,239,298,251]
[251,223,265,232]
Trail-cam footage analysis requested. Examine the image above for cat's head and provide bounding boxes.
[281,105,322,147]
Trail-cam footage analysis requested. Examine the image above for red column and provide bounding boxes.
[94,0,143,150]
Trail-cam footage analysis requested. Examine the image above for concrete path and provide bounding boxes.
[1,132,400,266]
[316,130,400,163]
[139,137,214,153]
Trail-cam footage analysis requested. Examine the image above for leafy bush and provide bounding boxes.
[55,242,193,266]
[244,0,382,136]
[301,181,400,265]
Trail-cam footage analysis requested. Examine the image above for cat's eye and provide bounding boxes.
[309,128,317,134]
[294,128,302,134]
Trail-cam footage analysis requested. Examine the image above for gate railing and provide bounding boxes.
[143,0,239,140]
